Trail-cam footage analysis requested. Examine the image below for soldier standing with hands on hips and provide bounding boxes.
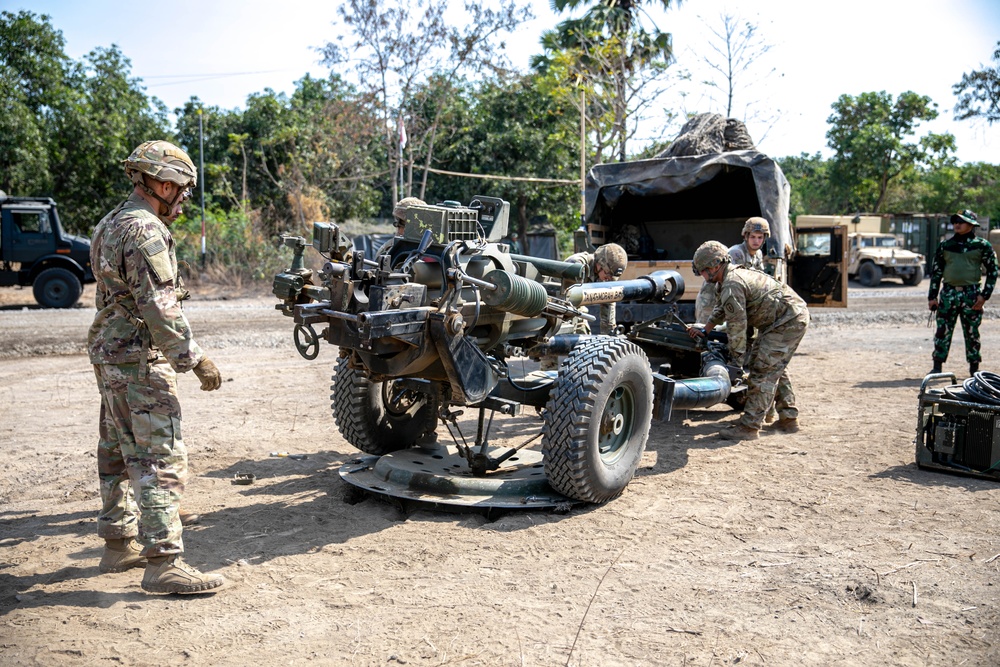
[89,140,225,594]
[928,209,998,376]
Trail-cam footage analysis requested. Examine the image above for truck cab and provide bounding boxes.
[0,193,93,307]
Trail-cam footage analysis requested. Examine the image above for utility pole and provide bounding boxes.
[198,108,206,271]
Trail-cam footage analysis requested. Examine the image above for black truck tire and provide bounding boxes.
[32,267,82,308]
[903,265,924,286]
[858,262,883,287]
[331,356,439,455]
[542,336,652,503]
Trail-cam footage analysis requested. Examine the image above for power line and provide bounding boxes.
[426,167,579,185]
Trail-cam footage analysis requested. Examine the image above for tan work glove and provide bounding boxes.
[193,357,222,391]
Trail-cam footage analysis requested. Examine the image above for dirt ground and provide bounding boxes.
[1,280,998,666]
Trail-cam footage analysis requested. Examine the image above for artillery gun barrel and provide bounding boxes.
[509,254,586,282]
[566,270,683,307]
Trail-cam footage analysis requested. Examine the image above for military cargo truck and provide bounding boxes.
[583,150,847,322]
[0,193,93,308]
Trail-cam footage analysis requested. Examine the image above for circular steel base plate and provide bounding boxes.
[338,443,573,509]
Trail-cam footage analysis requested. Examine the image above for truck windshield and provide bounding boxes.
[860,236,899,248]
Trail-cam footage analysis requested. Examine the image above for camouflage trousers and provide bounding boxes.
[933,284,983,364]
[739,308,809,430]
[94,358,187,555]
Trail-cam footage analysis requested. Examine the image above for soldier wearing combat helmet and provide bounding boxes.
[689,239,809,441]
[89,140,225,594]
[695,217,772,324]
[564,243,628,334]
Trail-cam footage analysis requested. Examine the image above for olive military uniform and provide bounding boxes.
[928,228,998,368]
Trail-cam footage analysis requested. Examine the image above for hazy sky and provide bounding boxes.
[7,0,1000,163]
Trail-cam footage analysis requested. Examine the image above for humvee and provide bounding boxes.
[847,232,924,287]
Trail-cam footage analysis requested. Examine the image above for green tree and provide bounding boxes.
[825,90,953,213]
[0,11,170,232]
[427,73,581,234]
[0,10,71,196]
[535,0,679,162]
[320,0,530,207]
[953,40,1000,125]
[51,45,170,232]
[778,152,836,218]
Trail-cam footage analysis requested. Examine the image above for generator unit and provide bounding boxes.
[916,372,1000,481]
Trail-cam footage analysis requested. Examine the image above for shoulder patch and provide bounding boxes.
[138,235,174,283]
[724,302,738,315]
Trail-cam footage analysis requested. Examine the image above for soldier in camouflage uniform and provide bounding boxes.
[539,244,628,370]
[928,209,998,376]
[689,241,809,441]
[695,217,769,324]
[564,243,628,335]
[89,140,225,594]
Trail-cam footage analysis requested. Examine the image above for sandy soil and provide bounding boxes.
[1,280,998,666]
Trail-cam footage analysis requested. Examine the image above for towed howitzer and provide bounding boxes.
[272,197,715,504]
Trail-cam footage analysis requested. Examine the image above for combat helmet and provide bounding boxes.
[951,209,979,227]
[392,197,426,223]
[742,217,770,238]
[594,243,628,278]
[692,240,731,273]
[124,140,197,189]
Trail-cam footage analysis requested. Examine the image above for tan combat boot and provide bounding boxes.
[141,556,225,594]
[179,510,202,526]
[99,538,147,574]
[775,417,800,433]
[719,424,759,441]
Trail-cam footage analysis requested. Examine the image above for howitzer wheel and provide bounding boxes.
[332,357,439,455]
[542,336,652,503]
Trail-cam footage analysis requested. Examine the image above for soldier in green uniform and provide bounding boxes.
[89,140,225,594]
[928,209,998,376]
[688,241,809,441]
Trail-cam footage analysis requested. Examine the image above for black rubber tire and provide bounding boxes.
[542,336,652,503]
[331,356,439,455]
[32,267,82,308]
[903,265,924,286]
[725,390,748,412]
[858,262,882,287]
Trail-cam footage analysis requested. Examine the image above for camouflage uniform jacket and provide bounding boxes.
[88,191,205,371]
[564,251,616,334]
[727,241,765,272]
[928,231,998,300]
[707,264,807,361]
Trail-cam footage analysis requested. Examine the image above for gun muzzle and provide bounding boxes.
[566,270,684,307]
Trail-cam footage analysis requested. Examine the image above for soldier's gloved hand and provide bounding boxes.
[193,357,222,391]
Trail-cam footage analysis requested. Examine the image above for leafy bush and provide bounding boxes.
[171,207,288,290]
